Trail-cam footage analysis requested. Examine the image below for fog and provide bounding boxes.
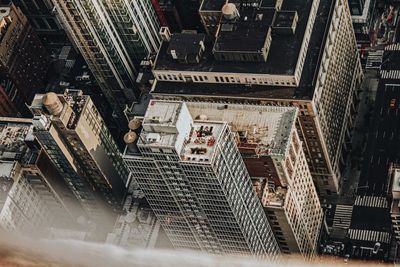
[0,230,382,267]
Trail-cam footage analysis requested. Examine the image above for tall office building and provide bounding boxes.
[151,0,363,197]
[29,90,129,224]
[156,0,203,33]
[348,0,375,44]
[185,102,323,257]
[0,0,65,46]
[0,161,53,234]
[123,100,280,257]
[0,3,49,116]
[51,0,161,123]
[0,117,79,234]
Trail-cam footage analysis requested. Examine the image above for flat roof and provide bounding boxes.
[143,100,182,127]
[392,168,400,193]
[213,4,275,53]
[200,0,227,11]
[155,0,317,76]
[139,101,184,149]
[0,121,30,160]
[185,102,296,156]
[181,121,224,163]
[153,0,334,99]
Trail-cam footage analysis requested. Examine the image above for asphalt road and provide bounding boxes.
[358,82,400,196]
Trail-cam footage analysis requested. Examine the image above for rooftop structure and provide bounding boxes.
[185,102,296,157]
[0,122,31,161]
[181,121,223,163]
[106,194,160,249]
[155,0,318,84]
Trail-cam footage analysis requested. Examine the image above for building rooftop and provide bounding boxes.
[392,167,400,195]
[139,100,185,150]
[155,0,316,76]
[30,90,89,130]
[200,0,226,11]
[252,177,287,208]
[185,102,297,156]
[0,119,32,162]
[152,0,334,100]
[181,121,224,163]
[106,194,159,249]
[138,100,227,164]
[213,3,275,54]
[63,89,89,129]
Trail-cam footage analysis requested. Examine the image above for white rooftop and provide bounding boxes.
[0,161,15,178]
[186,102,297,156]
[139,101,228,164]
[392,168,400,195]
[181,121,224,163]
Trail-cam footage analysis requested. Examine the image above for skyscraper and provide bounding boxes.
[0,117,80,234]
[155,0,203,33]
[0,3,49,116]
[29,90,129,225]
[151,0,363,197]
[123,100,280,257]
[51,0,161,122]
[0,0,65,46]
[185,102,323,258]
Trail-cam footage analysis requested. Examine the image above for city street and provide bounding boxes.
[340,70,379,196]
[358,80,400,196]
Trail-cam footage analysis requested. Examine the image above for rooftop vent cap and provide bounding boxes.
[222,3,239,20]
[42,92,63,116]
[124,131,138,144]
[128,118,141,130]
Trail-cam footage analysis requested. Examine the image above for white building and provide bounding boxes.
[185,102,323,258]
[123,100,280,258]
[51,0,161,120]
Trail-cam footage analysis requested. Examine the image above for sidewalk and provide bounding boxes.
[340,69,379,196]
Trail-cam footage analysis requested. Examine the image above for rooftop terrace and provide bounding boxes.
[181,121,224,163]
[0,120,31,161]
[186,102,296,156]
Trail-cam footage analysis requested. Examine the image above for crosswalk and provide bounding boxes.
[366,50,384,69]
[348,229,391,244]
[354,196,389,208]
[385,43,400,51]
[380,70,400,80]
[333,205,353,229]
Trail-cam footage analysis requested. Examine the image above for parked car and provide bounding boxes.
[390,99,396,109]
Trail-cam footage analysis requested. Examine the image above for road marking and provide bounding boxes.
[381,107,383,115]
[376,131,379,138]
[383,131,386,138]
[391,132,394,139]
